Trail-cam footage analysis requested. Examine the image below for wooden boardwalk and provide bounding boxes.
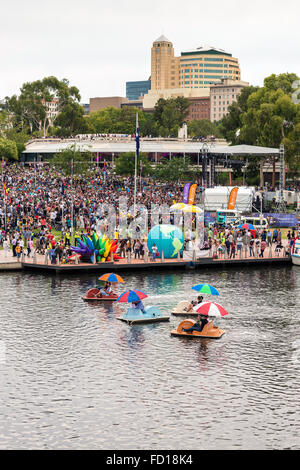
[17,244,291,273]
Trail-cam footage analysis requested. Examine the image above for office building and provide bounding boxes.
[126,80,151,101]
[89,96,129,113]
[151,36,241,91]
[210,78,249,121]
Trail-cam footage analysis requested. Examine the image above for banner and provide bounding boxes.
[183,183,191,204]
[188,184,197,205]
[227,187,239,210]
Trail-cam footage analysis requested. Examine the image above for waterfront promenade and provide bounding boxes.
[0,243,290,273]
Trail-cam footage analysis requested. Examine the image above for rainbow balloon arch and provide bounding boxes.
[71,233,121,263]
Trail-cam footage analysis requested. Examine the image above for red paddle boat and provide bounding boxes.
[82,288,118,302]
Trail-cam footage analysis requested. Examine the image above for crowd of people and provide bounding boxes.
[199,225,295,259]
[0,162,298,263]
[0,162,184,261]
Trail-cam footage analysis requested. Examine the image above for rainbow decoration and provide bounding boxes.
[71,233,120,263]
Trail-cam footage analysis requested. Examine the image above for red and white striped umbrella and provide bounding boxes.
[193,301,228,317]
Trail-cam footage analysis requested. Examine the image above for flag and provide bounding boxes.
[3,182,7,198]
[136,113,140,159]
[61,181,65,195]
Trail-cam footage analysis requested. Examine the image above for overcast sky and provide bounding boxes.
[1,0,300,103]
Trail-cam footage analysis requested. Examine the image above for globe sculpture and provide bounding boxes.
[147,224,184,259]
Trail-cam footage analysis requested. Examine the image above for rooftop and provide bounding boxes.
[153,35,171,43]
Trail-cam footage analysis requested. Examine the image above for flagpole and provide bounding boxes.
[134,112,139,216]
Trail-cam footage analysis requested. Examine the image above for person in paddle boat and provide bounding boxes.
[131,300,146,313]
[98,281,113,297]
[184,296,204,312]
[182,314,208,333]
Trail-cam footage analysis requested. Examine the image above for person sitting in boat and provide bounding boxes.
[131,300,146,313]
[182,314,208,333]
[98,281,112,297]
[184,296,204,312]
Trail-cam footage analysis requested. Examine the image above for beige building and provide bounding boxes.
[143,87,210,111]
[151,35,180,90]
[151,36,241,92]
[210,78,249,121]
[89,96,129,113]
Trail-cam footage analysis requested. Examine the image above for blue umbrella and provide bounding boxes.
[192,284,220,295]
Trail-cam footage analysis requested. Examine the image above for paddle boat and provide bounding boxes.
[171,284,220,315]
[291,237,300,266]
[171,318,225,339]
[171,301,228,339]
[116,289,170,324]
[172,300,192,315]
[117,305,170,324]
[82,272,124,302]
[82,288,118,302]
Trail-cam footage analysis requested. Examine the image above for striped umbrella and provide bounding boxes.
[192,284,219,295]
[193,302,228,317]
[237,223,255,231]
[98,273,125,283]
[117,290,148,302]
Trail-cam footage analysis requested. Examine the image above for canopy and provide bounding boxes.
[170,203,203,214]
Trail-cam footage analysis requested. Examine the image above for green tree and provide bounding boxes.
[188,119,222,138]
[114,152,152,176]
[54,102,90,136]
[154,157,190,182]
[219,73,300,183]
[7,76,81,137]
[0,138,18,161]
[154,97,190,136]
[51,144,93,175]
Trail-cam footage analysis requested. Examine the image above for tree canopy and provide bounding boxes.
[114,152,153,176]
[51,144,93,175]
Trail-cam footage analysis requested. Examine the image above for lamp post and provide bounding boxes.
[201,143,209,189]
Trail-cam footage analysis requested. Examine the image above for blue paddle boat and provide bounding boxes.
[117,305,170,324]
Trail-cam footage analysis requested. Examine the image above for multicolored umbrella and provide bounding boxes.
[193,301,228,317]
[117,290,148,303]
[238,223,255,231]
[192,284,219,295]
[98,273,125,283]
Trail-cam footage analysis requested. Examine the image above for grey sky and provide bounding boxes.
[1,0,300,103]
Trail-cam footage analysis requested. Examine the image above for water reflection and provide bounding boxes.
[0,266,299,449]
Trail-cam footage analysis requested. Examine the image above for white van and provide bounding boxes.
[236,216,269,230]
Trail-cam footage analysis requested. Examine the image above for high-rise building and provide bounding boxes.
[151,35,180,90]
[151,36,241,91]
[179,46,241,88]
[126,80,151,101]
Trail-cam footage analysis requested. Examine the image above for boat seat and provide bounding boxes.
[86,288,100,298]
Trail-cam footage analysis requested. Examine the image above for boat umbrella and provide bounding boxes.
[98,273,125,283]
[193,302,228,317]
[192,284,219,295]
[117,290,148,302]
[237,223,255,231]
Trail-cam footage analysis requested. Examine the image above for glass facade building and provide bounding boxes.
[126,80,151,101]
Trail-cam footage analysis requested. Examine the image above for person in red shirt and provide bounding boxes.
[260,240,267,257]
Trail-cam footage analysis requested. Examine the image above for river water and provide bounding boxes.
[0,265,299,450]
